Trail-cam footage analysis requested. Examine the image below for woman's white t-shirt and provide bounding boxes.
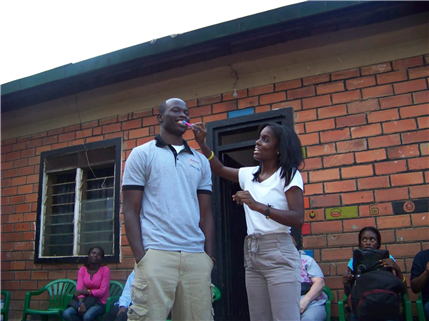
[238,166,304,235]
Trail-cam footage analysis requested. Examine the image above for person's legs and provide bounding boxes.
[102,305,120,321]
[244,235,272,321]
[171,252,213,321]
[128,249,179,321]
[82,304,106,321]
[301,305,326,321]
[424,301,429,320]
[63,307,81,321]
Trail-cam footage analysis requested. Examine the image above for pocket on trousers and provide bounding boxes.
[131,280,148,305]
[127,305,149,321]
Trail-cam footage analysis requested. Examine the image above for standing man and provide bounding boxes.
[122,98,215,321]
[410,249,429,320]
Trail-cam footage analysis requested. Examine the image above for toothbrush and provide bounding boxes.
[182,120,199,132]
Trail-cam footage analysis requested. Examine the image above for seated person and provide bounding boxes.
[342,227,405,321]
[63,246,110,321]
[410,249,429,320]
[102,271,135,321]
[299,250,327,321]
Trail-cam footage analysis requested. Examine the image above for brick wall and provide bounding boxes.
[2,54,428,320]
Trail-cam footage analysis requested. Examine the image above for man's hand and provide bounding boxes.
[117,307,127,316]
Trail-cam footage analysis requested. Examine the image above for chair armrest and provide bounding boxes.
[338,294,349,321]
[402,292,413,321]
[106,297,120,313]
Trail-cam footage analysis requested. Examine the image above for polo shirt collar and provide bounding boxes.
[155,134,194,155]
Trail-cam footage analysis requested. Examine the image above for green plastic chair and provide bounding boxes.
[1,290,11,321]
[22,279,77,321]
[105,281,125,314]
[416,292,426,321]
[339,292,413,321]
[323,286,334,321]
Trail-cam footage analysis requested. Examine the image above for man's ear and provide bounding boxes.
[157,113,163,124]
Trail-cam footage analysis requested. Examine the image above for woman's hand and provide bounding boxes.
[232,191,260,211]
[73,289,85,297]
[381,258,400,273]
[191,122,207,146]
[342,273,354,285]
[299,297,310,314]
[78,302,87,316]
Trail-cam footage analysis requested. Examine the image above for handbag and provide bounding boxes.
[67,295,99,310]
[301,282,312,295]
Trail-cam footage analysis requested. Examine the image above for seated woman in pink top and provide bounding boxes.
[63,246,110,321]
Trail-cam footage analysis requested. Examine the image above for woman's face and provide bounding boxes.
[359,230,379,249]
[88,247,103,264]
[253,127,279,162]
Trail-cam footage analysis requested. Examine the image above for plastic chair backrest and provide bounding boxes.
[44,279,77,309]
[109,280,125,298]
[416,292,426,321]
[323,285,334,321]
[1,290,11,321]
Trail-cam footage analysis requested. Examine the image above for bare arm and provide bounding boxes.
[300,277,325,313]
[232,186,304,228]
[411,261,429,293]
[123,190,145,263]
[198,193,215,258]
[192,122,239,183]
[342,267,354,297]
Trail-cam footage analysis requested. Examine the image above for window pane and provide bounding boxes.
[79,166,115,256]
[43,172,75,257]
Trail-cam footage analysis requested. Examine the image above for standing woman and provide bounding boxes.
[193,122,304,321]
[63,246,110,321]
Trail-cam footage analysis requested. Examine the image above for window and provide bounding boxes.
[35,138,122,264]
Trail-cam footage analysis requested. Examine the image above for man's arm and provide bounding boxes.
[198,193,214,258]
[411,260,429,294]
[123,190,145,263]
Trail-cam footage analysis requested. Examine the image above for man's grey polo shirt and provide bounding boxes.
[122,135,212,253]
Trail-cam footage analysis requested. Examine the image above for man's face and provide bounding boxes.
[158,98,190,136]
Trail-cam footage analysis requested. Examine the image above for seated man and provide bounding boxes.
[103,271,135,321]
[410,249,429,320]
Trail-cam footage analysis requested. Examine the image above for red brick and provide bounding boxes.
[361,63,392,75]
[380,94,412,109]
[342,165,373,178]
[346,76,376,89]
[238,97,258,109]
[368,134,401,149]
[394,79,428,95]
[387,144,420,159]
[392,56,424,70]
[362,85,393,99]
[422,143,429,156]
[203,113,228,123]
[6,151,21,161]
[351,124,382,138]
[322,248,352,262]
[303,183,323,195]
[302,95,331,109]
[374,159,407,175]
[332,90,361,104]
[413,91,429,104]
[347,99,379,114]
[343,217,376,232]
[367,109,399,123]
[402,129,429,144]
[336,114,367,128]
[383,119,417,134]
[374,187,408,202]
[309,168,340,183]
[260,92,286,105]
[12,142,27,151]
[303,74,330,86]
[121,119,141,130]
[18,185,33,194]
[337,139,367,153]
[418,116,429,129]
[317,105,347,119]
[14,158,28,168]
[102,123,121,134]
[272,100,301,111]
[358,176,390,190]
[359,203,393,217]
[408,156,429,170]
[342,191,374,205]
[391,172,424,186]
[213,101,237,113]
[317,81,345,95]
[294,123,304,134]
[410,185,429,198]
[320,128,350,143]
[298,133,319,146]
[294,109,317,123]
[11,176,26,186]
[305,119,335,133]
[128,128,150,139]
[189,105,212,118]
[396,228,429,242]
[306,142,338,157]
[355,149,386,163]
[331,69,360,81]
[377,215,411,230]
[288,86,315,100]
[324,180,356,193]
[411,213,429,227]
[327,233,358,247]
[303,235,327,248]
[2,187,17,196]
[312,220,343,234]
[275,79,302,91]
[249,84,273,96]
[197,95,221,105]
[323,153,355,168]
[377,70,408,85]
[409,66,429,79]
[255,105,271,113]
